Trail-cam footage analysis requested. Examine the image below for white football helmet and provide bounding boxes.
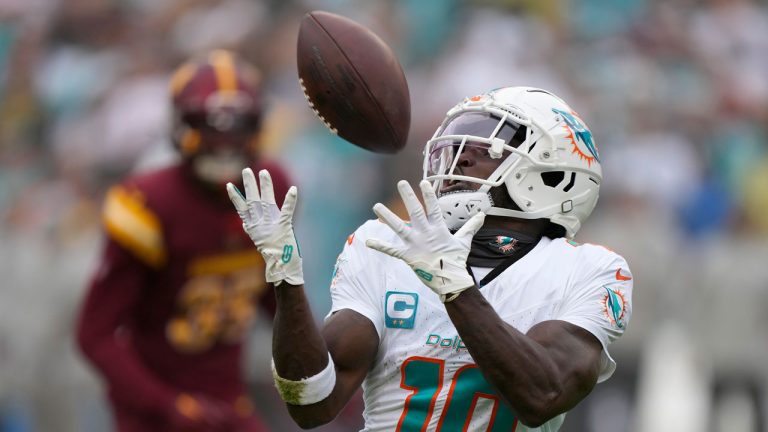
[423,86,602,238]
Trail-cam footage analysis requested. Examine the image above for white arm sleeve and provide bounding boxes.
[325,221,385,339]
[556,246,634,382]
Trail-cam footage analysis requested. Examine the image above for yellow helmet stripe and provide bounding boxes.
[209,50,238,93]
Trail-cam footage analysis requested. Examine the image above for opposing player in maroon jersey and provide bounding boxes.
[76,50,290,432]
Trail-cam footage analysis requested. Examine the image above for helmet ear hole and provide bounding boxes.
[541,171,565,187]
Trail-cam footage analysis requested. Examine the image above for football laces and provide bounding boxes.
[299,78,338,135]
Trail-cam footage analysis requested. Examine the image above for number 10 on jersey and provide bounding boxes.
[397,356,519,431]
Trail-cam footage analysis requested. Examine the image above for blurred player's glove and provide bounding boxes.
[366,180,484,302]
[169,393,238,432]
[227,168,304,286]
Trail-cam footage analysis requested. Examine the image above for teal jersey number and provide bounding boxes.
[397,357,518,431]
[397,357,444,431]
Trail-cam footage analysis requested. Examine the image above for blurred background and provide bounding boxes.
[1,0,767,431]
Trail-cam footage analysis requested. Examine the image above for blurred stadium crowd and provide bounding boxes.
[1,0,767,431]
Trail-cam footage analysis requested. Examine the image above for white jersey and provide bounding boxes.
[328,220,633,432]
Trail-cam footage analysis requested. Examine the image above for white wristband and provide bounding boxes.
[271,353,336,405]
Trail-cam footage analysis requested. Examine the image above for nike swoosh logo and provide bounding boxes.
[616,269,632,281]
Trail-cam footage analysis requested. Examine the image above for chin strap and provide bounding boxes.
[438,190,493,230]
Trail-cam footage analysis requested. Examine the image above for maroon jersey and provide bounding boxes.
[77,162,290,431]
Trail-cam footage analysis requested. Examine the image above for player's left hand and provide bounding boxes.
[366,180,484,302]
[227,168,304,286]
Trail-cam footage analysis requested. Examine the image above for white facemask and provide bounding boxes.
[193,153,246,184]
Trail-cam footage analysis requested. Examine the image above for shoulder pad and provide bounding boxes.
[102,185,166,267]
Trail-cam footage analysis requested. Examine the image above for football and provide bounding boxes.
[297,10,411,154]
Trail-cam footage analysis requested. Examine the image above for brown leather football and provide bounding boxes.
[297,11,411,154]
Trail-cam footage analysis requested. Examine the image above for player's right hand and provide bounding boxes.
[227,168,304,286]
[366,180,484,302]
[169,393,239,432]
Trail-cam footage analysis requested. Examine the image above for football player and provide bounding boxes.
[77,50,290,432]
[228,87,633,431]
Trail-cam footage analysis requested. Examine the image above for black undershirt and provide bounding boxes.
[465,229,542,287]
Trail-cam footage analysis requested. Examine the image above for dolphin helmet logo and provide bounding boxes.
[552,108,600,165]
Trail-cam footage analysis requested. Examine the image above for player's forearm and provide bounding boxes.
[77,249,179,416]
[272,283,330,378]
[445,287,563,426]
[77,324,177,415]
[271,283,346,428]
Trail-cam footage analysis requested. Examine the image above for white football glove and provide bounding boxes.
[365,180,485,302]
[227,168,304,286]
